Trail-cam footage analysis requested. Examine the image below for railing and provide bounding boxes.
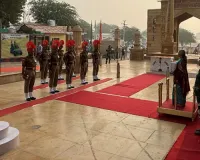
[158,82,163,108]
[158,78,197,113]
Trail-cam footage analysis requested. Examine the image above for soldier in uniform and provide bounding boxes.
[48,40,60,94]
[22,41,37,101]
[106,45,112,64]
[80,41,89,85]
[58,40,64,80]
[40,40,49,84]
[92,40,100,81]
[64,40,76,89]
[72,46,76,77]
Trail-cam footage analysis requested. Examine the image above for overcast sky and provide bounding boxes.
[60,0,200,34]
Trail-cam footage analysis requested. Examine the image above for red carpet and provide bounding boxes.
[97,73,165,96]
[162,100,194,112]
[33,76,80,90]
[57,91,200,160]
[58,91,158,117]
[0,66,40,72]
[0,78,112,117]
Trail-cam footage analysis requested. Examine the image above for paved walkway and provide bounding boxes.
[0,60,197,160]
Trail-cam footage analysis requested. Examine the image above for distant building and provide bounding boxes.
[96,33,114,41]
[17,23,73,51]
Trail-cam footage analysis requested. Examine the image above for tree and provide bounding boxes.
[179,28,196,46]
[29,0,78,26]
[120,26,139,43]
[0,0,26,27]
[96,23,118,33]
[141,30,147,38]
[78,19,91,40]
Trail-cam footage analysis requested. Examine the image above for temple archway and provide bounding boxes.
[174,11,200,53]
[147,0,200,55]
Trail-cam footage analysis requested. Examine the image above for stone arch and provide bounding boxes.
[174,9,200,52]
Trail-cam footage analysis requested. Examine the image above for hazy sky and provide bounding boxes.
[60,0,200,34]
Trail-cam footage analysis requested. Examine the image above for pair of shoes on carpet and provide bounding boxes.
[67,86,75,89]
[50,90,60,94]
[26,97,36,101]
[41,82,48,84]
[81,82,88,85]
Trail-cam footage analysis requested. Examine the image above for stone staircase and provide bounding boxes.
[0,121,19,156]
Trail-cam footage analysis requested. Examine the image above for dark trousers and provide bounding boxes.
[81,63,88,80]
[106,56,111,64]
[66,64,74,84]
[121,54,125,60]
[40,60,48,79]
[58,59,64,75]
[93,62,99,76]
[24,70,36,93]
[49,65,59,88]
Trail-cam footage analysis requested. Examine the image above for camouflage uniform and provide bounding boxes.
[64,50,75,89]
[22,54,37,101]
[92,49,100,81]
[80,50,88,84]
[48,50,59,94]
[40,47,49,84]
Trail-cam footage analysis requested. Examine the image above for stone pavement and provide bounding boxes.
[0,60,197,160]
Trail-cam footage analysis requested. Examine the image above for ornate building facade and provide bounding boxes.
[147,0,200,54]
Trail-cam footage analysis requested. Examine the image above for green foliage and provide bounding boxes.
[78,19,91,39]
[96,23,118,33]
[29,0,78,26]
[0,0,26,27]
[96,23,139,43]
[141,30,147,38]
[179,28,196,46]
[121,26,139,43]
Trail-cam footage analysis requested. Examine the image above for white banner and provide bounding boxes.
[1,34,29,40]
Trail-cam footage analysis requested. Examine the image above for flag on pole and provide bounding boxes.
[99,20,102,43]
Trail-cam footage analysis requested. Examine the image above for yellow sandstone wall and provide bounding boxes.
[47,34,67,51]
[147,9,162,54]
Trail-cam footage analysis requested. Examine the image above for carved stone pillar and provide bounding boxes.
[114,27,120,59]
[161,0,175,54]
[114,27,120,48]
[72,25,82,74]
[130,30,144,61]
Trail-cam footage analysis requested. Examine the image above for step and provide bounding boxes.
[0,121,9,140]
[0,127,19,156]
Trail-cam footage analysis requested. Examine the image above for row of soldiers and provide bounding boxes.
[22,39,101,101]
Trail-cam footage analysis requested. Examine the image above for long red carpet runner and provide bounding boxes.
[58,91,158,117]
[0,78,112,117]
[0,66,40,73]
[57,91,200,160]
[97,73,165,96]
